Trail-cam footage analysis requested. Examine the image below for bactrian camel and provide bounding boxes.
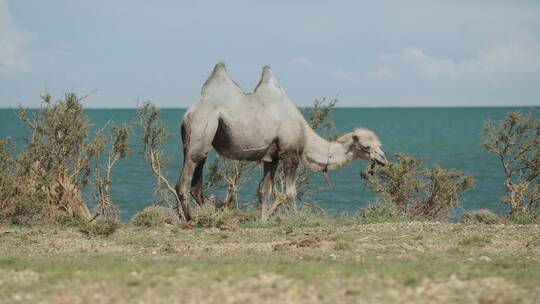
[175,63,388,221]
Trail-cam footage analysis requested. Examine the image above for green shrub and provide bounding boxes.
[80,219,121,237]
[131,206,180,227]
[506,210,540,225]
[361,153,475,220]
[461,209,502,225]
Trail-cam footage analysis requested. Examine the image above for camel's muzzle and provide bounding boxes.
[374,159,387,166]
[370,147,388,167]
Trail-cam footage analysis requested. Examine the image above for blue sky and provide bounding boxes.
[1,0,539,108]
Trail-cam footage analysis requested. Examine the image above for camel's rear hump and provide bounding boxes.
[253,65,286,96]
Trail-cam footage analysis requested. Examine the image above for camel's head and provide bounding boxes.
[351,128,388,166]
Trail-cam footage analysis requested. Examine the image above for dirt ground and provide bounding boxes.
[0,222,539,303]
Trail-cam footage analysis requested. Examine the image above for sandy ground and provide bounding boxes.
[0,222,539,303]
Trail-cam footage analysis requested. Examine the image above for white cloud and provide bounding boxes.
[374,34,540,80]
[291,56,318,70]
[402,48,458,79]
[365,66,393,79]
[330,69,352,80]
[293,56,355,81]
[0,0,31,75]
[459,39,540,74]
[378,48,458,79]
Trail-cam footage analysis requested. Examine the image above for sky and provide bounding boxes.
[0,0,539,108]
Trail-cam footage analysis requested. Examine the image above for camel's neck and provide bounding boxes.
[302,128,355,172]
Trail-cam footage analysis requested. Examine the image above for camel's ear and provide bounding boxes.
[352,134,359,142]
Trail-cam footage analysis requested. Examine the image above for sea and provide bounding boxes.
[0,107,536,221]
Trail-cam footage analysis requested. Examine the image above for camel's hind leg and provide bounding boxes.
[259,159,278,222]
[175,113,218,221]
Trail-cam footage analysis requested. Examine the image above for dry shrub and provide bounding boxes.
[0,93,128,224]
[353,200,410,224]
[482,110,540,216]
[0,139,16,215]
[19,94,99,220]
[80,219,121,237]
[461,209,502,225]
[182,204,252,229]
[247,206,340,229]
[92,122,130,222]
[362,153,474,220]
[131,206,180,227]
[137,102,186,221]
[205,158,255,209]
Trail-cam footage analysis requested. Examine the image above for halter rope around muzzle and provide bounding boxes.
[323,146,332,188]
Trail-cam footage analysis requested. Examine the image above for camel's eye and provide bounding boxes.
[360,144,370,151]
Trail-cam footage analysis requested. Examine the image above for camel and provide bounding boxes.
[175,63,388,221]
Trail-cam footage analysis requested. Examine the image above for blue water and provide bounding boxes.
[0,107,535,221]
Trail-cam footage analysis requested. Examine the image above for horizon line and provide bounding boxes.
[1,105,538,110]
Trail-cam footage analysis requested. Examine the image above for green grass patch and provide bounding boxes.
[458,235,492,247]
[1,253,538,290]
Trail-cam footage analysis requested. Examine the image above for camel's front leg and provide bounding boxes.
[175,113,219,221]
[176,158,197,221]
[176,154,211,221]
[190,157,207,206]
[259,159,278,222]
[283,154,299,209]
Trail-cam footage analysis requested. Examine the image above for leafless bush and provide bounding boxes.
[205,157,255,209]
[361,153,474,219]
[482,110,540,215]
[137,101,187,221]
[92,122,130,221]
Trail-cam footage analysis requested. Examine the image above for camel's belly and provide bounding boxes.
[212,116,279,162]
